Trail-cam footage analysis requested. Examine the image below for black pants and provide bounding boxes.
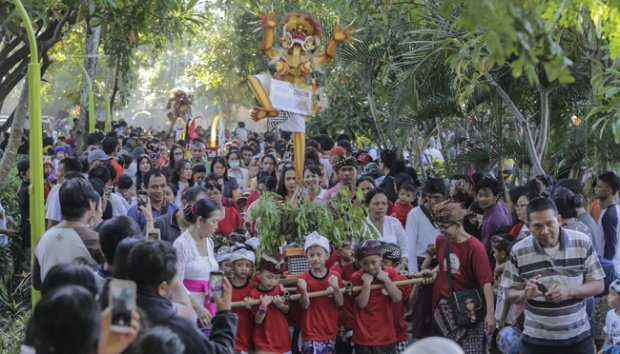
[354,345,396,354]
[522,336,595,354]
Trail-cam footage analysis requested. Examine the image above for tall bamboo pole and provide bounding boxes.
[12,0,44,307]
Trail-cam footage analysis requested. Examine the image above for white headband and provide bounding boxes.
[304,231,330,253]
[230,249,256,264]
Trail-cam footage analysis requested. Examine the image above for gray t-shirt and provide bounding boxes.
[35,227,93,282]
[577,211,599,247]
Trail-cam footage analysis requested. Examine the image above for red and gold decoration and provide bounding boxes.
[247,12,354,182]
[165,87,194,141]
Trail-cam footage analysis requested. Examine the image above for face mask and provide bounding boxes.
[229,160,240,169]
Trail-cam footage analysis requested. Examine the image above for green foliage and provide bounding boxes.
[251,189,376,256]
[0,310,29,354]
[0,165,30,354]
[0,165,22,224]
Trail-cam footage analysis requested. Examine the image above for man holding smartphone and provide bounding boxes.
[502,198,605,354]
[127,169,177,231]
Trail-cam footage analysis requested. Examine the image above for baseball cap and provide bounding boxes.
[357,152,372,165]
[363,162,379,175]
[329,146,346,156]
[87,149,112,164]
[16,159,29,177]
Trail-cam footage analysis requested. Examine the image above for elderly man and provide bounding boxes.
[502,197,605,354]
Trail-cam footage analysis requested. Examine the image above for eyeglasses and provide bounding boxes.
[436,223,454,231]
[515,204,528,209]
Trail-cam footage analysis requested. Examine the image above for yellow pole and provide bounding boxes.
[12,0,44,307]
[210,114,223,148]
[74,59,96,133]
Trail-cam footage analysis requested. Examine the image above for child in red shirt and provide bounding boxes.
[330,240,358,354]
[249,255,291,354]
[351,240,402,354]
[230,248,256,354]
[297,232,344,353]
[390,183,416,227]
[380,243,414,353]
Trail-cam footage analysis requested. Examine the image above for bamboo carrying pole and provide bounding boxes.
[231,277,427,308]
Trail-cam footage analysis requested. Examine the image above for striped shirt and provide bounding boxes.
[501,228,605,346]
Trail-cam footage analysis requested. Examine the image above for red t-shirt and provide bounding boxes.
[110,159,124,185]
[432,235,494,309]
[509,222,524,239]
[351,266,399,346]
[231,279,256,352]
[331,261,359,329]
[297,269,343,341]
[393,273,412,342]
[216,206,242,236]
[249,285,291,353]
[390,201,413,228]
[325,244,339,270]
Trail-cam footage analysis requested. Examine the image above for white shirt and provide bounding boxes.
[366,215,409,262]
[229,168,250,192]
[405,206,439,272]
[604,309,620,346]
[45,184,62,222]
[313,188,328,202]
[596,204,620,273]
[234,127,249,142]
[320,157,333,180]
[110,192,128,217]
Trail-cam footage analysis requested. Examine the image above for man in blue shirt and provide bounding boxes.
[594,171,620,273]
[127,169,177,231]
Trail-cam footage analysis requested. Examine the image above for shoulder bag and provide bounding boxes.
[445,238,485,328]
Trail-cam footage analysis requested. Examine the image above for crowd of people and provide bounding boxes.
[5,122,620,354]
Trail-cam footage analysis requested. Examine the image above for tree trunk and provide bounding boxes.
[535,84,558,168]
[367,89,388,149]
[109,63,120,115]
[76,23,101,152]
[485,73,545,175]
[0,81,28,187]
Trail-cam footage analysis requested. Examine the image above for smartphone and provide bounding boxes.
[537,282,549,295]
[283,150,291,160]
[147,228,160,241]
[109,279,136,333]
[137,190,148,208]
[209,271,224,300]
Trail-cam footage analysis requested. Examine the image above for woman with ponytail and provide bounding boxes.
[172,198,222,335]
[551,186,593,239]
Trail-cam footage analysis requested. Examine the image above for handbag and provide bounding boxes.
[445,238,485,328]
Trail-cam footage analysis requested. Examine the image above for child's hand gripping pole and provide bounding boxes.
[232,277,430,308]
